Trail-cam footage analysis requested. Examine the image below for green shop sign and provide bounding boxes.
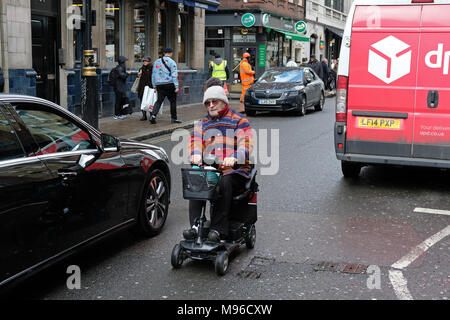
[242,13,256,28]
[295,21,307,33]
[258,44,266,67]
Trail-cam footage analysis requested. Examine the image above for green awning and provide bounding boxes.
[270,28,309,42]
[280,30,310,42]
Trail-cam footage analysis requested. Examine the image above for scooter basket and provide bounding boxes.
[181,168,222,200]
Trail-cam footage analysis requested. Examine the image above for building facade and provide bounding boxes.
[304,0,351,62]
[0,0,218,117]
[205,0,307,92]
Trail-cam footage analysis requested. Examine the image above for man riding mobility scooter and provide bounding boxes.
[171,155,258,276]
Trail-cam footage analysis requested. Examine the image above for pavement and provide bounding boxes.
[99,90,336,141]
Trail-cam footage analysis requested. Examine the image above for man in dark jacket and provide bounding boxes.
[308,55,323,81]
[112,56,131,120]
[321,58,330,90]
[137,56,153,121]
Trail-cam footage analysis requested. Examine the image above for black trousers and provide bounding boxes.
[114,90,125,116]
[152,83,177,119]
[189,174,247,237]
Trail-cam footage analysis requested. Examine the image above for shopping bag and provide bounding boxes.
[131,77,140,93]
[122,97,134,115]
[141,86,157,112]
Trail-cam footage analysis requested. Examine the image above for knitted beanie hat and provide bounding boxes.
[203,85,229,105]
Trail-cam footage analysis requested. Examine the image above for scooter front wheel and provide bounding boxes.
[171,244,184,269]
[215,251,229,276]
[245,225,256,249]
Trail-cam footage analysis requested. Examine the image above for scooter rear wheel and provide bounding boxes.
[245,225,256,249]
[171,244,184,269]
[215,251,229,276]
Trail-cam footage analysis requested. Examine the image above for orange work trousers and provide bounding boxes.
[240,85,252,103]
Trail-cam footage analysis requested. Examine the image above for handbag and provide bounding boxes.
[131,77,140,93]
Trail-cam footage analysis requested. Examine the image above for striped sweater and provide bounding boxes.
[189,107,254,178]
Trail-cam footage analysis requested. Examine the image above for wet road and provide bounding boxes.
[7,98,449,300]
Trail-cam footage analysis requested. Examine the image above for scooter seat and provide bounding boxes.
[233,168,258,202]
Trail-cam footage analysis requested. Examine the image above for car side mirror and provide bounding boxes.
[305,78,312,85]
[101,133,120,152]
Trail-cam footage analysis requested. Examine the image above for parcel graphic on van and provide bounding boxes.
[335,0,450,178]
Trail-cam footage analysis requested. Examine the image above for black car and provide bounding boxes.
[244,67,325,116]
[0,94,171,288]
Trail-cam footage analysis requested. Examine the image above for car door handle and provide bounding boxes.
[427,90,439,108]
[57,171,78,177]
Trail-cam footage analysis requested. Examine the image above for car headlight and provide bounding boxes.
[288,91,299,97]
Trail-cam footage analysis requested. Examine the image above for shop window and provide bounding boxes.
[158,10,167,56]
[206,28,225,39]
[105,0,121,69]
[178,10,188,64]
[134,1,147,68]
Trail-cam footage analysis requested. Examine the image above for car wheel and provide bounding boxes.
[171,244,184,269]
[295,95,307,116]
[246,109,256,117]
[315,92,325,111]
[215,251,229,276]
[341,161,361,178]
[137,169,170,237]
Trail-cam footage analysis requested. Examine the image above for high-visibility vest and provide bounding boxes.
[211,61,227,81]
[240,60,254,86]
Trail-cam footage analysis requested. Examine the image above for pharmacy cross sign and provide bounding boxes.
[242,13,256,28]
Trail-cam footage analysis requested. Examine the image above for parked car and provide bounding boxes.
[335,0,450,178]
[244,67,325,116]
[0,94,171,288]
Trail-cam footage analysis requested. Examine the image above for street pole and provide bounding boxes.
[82,0,99,129]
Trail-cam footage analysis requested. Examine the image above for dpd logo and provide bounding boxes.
[368,36,412,84]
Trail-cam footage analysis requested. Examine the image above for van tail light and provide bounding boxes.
[336,76,348,123]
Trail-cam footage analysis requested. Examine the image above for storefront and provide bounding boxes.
[205,12,309,93]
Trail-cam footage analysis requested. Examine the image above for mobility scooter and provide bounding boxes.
[171,156,258,276]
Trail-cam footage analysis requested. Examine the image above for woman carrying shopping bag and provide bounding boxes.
[137,56,154,121]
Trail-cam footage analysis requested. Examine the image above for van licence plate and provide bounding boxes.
[259,99,276,105]
[358,117,401,129]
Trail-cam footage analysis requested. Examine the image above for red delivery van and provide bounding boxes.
[335,0,450,177]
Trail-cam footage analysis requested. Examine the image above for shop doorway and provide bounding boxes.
[230,47,257,93]
[31,15,58,103]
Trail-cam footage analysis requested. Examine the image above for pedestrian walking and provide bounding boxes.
[150,47,181,124]
[239,52,255,113]
[137,56,153,121]
[209,54,230,84]
[307,55,323,80]
[109,56,132,120]
[286,57,298,67]
[321,58,331,90]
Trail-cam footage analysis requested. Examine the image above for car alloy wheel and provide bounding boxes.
[315,92,324,111]
[146,173,168,229]
[136,169,170,237]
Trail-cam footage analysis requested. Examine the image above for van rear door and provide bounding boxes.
[412,4,450,160]
[345,5,421,158]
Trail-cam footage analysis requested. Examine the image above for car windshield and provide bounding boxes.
[258,70,303,83]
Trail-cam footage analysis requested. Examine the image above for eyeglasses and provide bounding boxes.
[204,99,220,108]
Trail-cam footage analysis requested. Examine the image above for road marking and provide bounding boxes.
[391,225,450,270]
[414,207,450,216]
[389,224,450,300]
[389,270,413,300]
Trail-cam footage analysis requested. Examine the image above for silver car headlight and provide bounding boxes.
[288,91,299,97]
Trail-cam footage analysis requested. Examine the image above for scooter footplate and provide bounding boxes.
[180,240,224,253]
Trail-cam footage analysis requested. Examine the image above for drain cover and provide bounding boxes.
[314,261,368,274]
[237,270,261,279]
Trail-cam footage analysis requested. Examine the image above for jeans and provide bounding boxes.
[189,174,247,236]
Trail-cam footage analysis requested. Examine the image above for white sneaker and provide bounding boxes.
[113,116,119,120]
[119,115,127,120]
